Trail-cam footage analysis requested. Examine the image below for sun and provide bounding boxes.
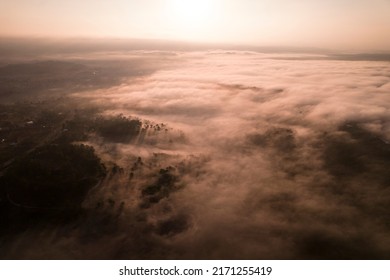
[168,0,216,28]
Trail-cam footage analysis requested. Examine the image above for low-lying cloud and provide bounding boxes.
[1,51,390,259]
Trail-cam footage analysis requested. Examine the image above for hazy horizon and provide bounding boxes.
[1,0,390,52]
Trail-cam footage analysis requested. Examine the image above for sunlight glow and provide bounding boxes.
[168,0,217,28]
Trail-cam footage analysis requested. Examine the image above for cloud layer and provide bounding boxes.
[2,51,390,259]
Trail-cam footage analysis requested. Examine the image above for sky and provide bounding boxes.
[1,0,390,51]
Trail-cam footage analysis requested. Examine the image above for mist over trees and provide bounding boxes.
[0,47,389,259]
